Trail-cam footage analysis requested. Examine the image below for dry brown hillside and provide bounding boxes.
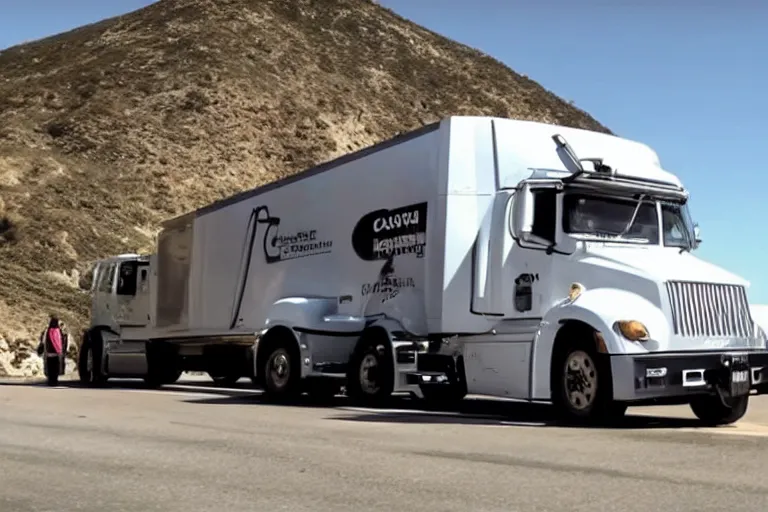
[0,0,610,375]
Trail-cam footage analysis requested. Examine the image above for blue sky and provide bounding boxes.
[1,0,766,301]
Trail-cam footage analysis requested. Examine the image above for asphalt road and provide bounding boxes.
[2,377,768,512]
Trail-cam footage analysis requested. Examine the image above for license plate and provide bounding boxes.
[730,369,751,397]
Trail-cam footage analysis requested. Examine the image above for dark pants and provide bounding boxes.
[46,355,61,386]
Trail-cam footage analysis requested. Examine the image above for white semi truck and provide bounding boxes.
[79,116,768,424]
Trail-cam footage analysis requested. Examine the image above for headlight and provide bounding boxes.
[614,320,650,342]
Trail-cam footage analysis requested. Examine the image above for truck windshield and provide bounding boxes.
[563,193,659,244]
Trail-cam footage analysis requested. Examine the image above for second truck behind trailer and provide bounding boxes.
[79,116,768,424]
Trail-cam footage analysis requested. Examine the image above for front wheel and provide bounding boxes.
[78,332,107,387]
[551,341,626,424]
[690,394,749,425]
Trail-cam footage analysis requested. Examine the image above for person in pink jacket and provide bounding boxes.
[37,316,67,386]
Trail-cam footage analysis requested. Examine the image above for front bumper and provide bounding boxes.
[611,350,768,402]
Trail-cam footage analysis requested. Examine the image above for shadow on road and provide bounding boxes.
[0,377,705,430]
[171,381,705,430]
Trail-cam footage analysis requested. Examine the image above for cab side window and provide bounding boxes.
[117,261,138,296]
[98,263,116,293]
[531,189,557,244]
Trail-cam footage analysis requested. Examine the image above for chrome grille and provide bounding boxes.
[666,281,754,338]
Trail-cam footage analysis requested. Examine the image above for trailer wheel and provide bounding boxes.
[551,333,626,424]
[346,335,394,405]
[78,330,107,387]
[262,344,301,400]
[689,394,749,425]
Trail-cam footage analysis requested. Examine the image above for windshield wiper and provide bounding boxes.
[616,194,647,239]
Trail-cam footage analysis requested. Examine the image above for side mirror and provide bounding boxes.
[510,183,536,242]
[693,223,702,249]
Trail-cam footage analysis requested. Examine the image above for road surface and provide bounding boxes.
[2,377,768,512]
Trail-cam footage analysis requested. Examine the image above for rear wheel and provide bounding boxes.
[262,343,301,401]
[551,336,627,424]
[346,336,395,406]
[144,342,181,387]
[689,394,749,425]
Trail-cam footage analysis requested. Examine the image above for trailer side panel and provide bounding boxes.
[164,123,447,336]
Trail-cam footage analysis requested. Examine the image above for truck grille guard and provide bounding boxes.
[665,281,756,340]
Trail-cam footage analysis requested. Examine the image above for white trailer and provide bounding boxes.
[79,116,768,424]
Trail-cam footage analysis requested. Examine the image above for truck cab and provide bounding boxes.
[90,253,152,331]
[80,253,255,387]
[414,119,768,425]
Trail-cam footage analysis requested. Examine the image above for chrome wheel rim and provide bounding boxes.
[269,349,291,389]
[564,350,597,410]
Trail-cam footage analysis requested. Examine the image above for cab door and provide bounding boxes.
[105,260,149,376]
[92,261,118,328]
[507,181,562,318]
[114,260,150,327]
[464,181,562,400]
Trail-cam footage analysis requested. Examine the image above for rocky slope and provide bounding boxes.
[0,0,610,376]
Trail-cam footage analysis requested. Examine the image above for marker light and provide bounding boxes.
[615,320,650,342]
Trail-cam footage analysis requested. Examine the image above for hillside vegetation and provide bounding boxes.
[0,0,610,375]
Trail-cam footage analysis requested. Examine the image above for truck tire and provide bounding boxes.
[144,342,181,387]
[551,336,627,424]
[689,394,749,425]
[346,336,395,406]
[78,330,107,387]
[262,343,301,401]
